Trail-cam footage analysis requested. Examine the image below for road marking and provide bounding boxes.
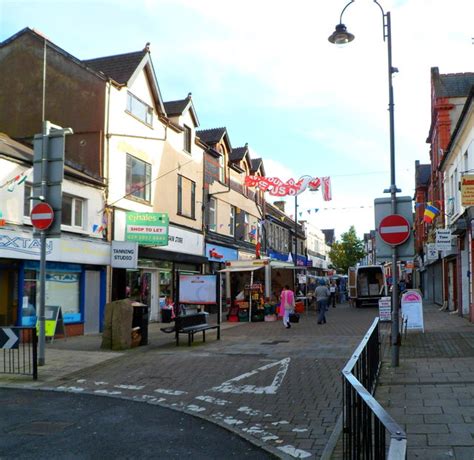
[277,445,312,458]
[94,389,122,395]
[237,406,261,416]
[195,395,230,406]
[154,388,187,396]
[211,357,290,394]
[115,384,145,390]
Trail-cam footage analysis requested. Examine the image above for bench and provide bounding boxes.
[160,312,220,346]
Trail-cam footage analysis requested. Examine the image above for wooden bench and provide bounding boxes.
[160,312,220,346]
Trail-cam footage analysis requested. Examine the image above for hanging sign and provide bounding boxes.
[125,212,169,245]
[461,175,474,207]
[435,229,452,251]
[111,241,138,268]
[426,243,438,260]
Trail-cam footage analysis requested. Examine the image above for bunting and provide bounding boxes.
[244,175,326,197]
[0,168,32,192]
[0,211,5,227]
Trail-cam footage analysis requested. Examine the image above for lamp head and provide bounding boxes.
[328,23,355,45]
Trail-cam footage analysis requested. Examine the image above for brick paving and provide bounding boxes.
[376,303,474,459]
[0,302,378,459]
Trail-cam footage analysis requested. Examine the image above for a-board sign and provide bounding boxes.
[36,306,65,339]
[378,296,392,322]
[401,290,424,332]
[179,275,217,304]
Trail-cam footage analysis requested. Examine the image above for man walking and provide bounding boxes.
[315,279,330,324]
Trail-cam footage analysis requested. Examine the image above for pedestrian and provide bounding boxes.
[280,285,295,329]
[315,279,330,324]
[329,281,337,308]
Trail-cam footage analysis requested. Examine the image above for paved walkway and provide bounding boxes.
[0,302,378,459]
[376,302,474,459]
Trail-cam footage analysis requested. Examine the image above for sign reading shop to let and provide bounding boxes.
[125,212,169,246]
[461,174,474,207]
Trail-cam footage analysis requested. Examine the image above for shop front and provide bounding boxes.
[113,224,207,322]
[0,228,109,335]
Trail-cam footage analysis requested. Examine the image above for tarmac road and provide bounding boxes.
[0,388,274,459]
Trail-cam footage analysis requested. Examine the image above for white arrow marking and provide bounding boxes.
[2,328,18,349]
[211,358,290,394]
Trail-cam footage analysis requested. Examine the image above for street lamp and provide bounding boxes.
[329,0,401,367]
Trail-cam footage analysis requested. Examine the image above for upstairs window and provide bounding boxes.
[209,197,217,231]
[24,183,33,217]
[183,125,192,153]
[218,154,225,183]
[126,154,151,202]
[126,92,153,126]
[62,195,84,228]
[229,206,235,237]
[177,175,196,219]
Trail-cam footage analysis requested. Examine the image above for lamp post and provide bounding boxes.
[329,0,401,366]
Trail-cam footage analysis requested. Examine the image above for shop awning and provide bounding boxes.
[218,266,264,273]
[270,261,307,270]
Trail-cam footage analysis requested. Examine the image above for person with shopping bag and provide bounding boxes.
[280,285,295,329]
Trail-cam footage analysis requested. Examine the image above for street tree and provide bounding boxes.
[328,226,366,274]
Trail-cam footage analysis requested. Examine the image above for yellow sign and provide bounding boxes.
[461,175,474,206]
[35,306,64,339]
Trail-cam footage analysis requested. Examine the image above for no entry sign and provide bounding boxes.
[31,202,54,230]
[378,214,410,246]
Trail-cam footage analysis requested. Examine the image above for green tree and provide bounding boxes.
[328,226,366,274]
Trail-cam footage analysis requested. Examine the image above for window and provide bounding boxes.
[177,175,196,219]
[126,92,153,126]
[62,195,84,228]
[126,154,151,202]
[209,197,217,231]
[243,212,249,241]
[229,206,235,236]
[24,183,33,217]
[183,125,192,153]
[218,154,225,183]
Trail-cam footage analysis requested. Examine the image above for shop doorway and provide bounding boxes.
[142,271,159,322]
[0,262,18,326]
[84,270,101,334]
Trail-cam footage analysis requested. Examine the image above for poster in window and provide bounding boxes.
[179,275,217,304]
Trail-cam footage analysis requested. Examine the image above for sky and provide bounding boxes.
[1,0,473,240]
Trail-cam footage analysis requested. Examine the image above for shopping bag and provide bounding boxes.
[289,313,300,323]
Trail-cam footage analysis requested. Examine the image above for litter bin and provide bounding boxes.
[132,302,149,346]
[161,308,173,323]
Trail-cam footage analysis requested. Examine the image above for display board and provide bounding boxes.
[179,275,217,304]
[36,305,66,340]
[401,290,424,332]
[378,297,392,322]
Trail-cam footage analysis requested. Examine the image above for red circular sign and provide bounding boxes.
[378,214,410,246]
[30,202,54,230]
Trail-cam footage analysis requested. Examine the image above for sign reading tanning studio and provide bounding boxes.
[125,212,169,246]
[111,241,138,269]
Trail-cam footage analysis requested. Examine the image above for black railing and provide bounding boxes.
[342,318,406,459]
[0,327,38,380]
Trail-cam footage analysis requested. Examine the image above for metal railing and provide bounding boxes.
[342,318,406,459]
[0,327,38,380]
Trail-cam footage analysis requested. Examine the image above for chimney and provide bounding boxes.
[273,201,286,213]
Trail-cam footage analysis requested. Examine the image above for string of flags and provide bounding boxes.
[0,168,32,192]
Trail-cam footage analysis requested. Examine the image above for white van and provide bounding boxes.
[348,265,387,307]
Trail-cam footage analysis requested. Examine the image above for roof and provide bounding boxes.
[84,50,147,85]
[230,146,248,162]
[250,158,264,174]
[196,127,227,145]
[415,162,431,187]
[163,98,190,116]
[432,67,474,98]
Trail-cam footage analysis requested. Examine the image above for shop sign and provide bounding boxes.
[238,250,256,261]
[126,212,169,246]
[461,174,474,207]
[159,225,204,255]
[435,229,452,251]
[378,297,392,322]
[0,228,110,265]
[111,241,138,269]
[206,243,238,262]
[426,243,438,260]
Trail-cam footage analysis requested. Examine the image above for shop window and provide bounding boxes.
[177,175,196,219]
[126,91,153,126]
[209,197,217,231]
[183,125,192,153]
[62,195,84,228]
[126,154,151,202]
[22,264,81,326]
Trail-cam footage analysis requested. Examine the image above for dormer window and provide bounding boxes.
[126,92,153,126]
[184,125,192,153]
[218,154,225,183]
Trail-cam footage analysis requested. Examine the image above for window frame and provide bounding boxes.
[209,197,217,231]
[126,91,153,127]
[126,154,152,203]
[183,125,192,153]
[229,206,235,237]
[62,194,84,229]
[177,174,196,219]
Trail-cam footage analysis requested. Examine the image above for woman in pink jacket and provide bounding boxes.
[280,285,295,328]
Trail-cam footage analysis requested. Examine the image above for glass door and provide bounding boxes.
[141,271,159,322]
